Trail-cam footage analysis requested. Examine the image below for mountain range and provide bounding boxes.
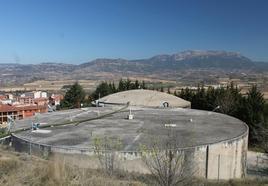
[0,50,267,85]
[75,50,267,72]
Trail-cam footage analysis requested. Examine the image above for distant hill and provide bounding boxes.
[0,63,76,84]
[0,50,267,85]
[134,50,256,71]
[254,61,268,71]
[77,50,258,72]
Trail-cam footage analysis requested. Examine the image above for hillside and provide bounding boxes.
[0,50,267,85]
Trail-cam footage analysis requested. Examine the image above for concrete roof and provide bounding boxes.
[13,106,248,151]
[98,89,191,108]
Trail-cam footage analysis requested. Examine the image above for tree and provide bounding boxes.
[191,85,207,110]
[246,86,265,123]
[61,82,85,108]
[92,82,112,99]
[262,127,268,153]
[179,88,194,102]
[108,82,113,93]
[236,86,266,145]
[82,95,92,107]
[94,136,122,176]
[178,83,267,150]
[264,103,268,125]
[125,78,132,90]
[92,79,147,100]
[140,128,194,186]
[215,85,242,115]
[141,80,146,89]
[135,79,140,89]
[111,82,117,93]
[118,79,126,92]
[167,87,171,94]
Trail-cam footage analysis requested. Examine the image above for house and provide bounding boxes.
[49,94,63,106]
[0,94,14,105]
[15,105,48,118]
[0,103,48,125]
[0,95,7,101]
[19,97,34,105]
[21,91,47,99]
[0,104,23,124]
[34,97,49,106]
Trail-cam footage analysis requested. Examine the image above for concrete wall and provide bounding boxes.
[10,132,248,180]
[206,133,248,179]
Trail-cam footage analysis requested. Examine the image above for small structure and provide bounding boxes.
[128,108,134,120]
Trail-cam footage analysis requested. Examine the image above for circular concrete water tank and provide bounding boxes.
[12,106,247,180]
[12,107,248,179]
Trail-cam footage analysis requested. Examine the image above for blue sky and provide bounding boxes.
[0,0,267,64]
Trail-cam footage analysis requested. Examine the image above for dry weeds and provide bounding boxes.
[0,146,145,186]
[0,146,267,186]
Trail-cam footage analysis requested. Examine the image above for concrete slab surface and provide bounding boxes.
[13,107,248,151]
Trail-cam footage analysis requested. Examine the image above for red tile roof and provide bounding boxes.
[50,95,63,100]
[0,95,7,100]
[15,104,48,111]
[0,104,17,112]
[33,98,48,101]
[0,104,47,112]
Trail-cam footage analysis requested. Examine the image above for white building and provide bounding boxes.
[0,99,12,104]
[21,91,47,99]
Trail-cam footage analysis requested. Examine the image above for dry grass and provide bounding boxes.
[0,146,146,186]
[0,146,267,186]
[198,179,268,186]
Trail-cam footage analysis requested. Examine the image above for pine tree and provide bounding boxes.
[93,82,111,99]
[125,78,131,90]
[174,90,177,96]
[243,85,265,145]
[135,80,140,89]
[177,84,267,149]
[112,82,117,93]
[141,81,146,89]
[167,87,171,94]
[61,82,85,108]
[118,79,125,91]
